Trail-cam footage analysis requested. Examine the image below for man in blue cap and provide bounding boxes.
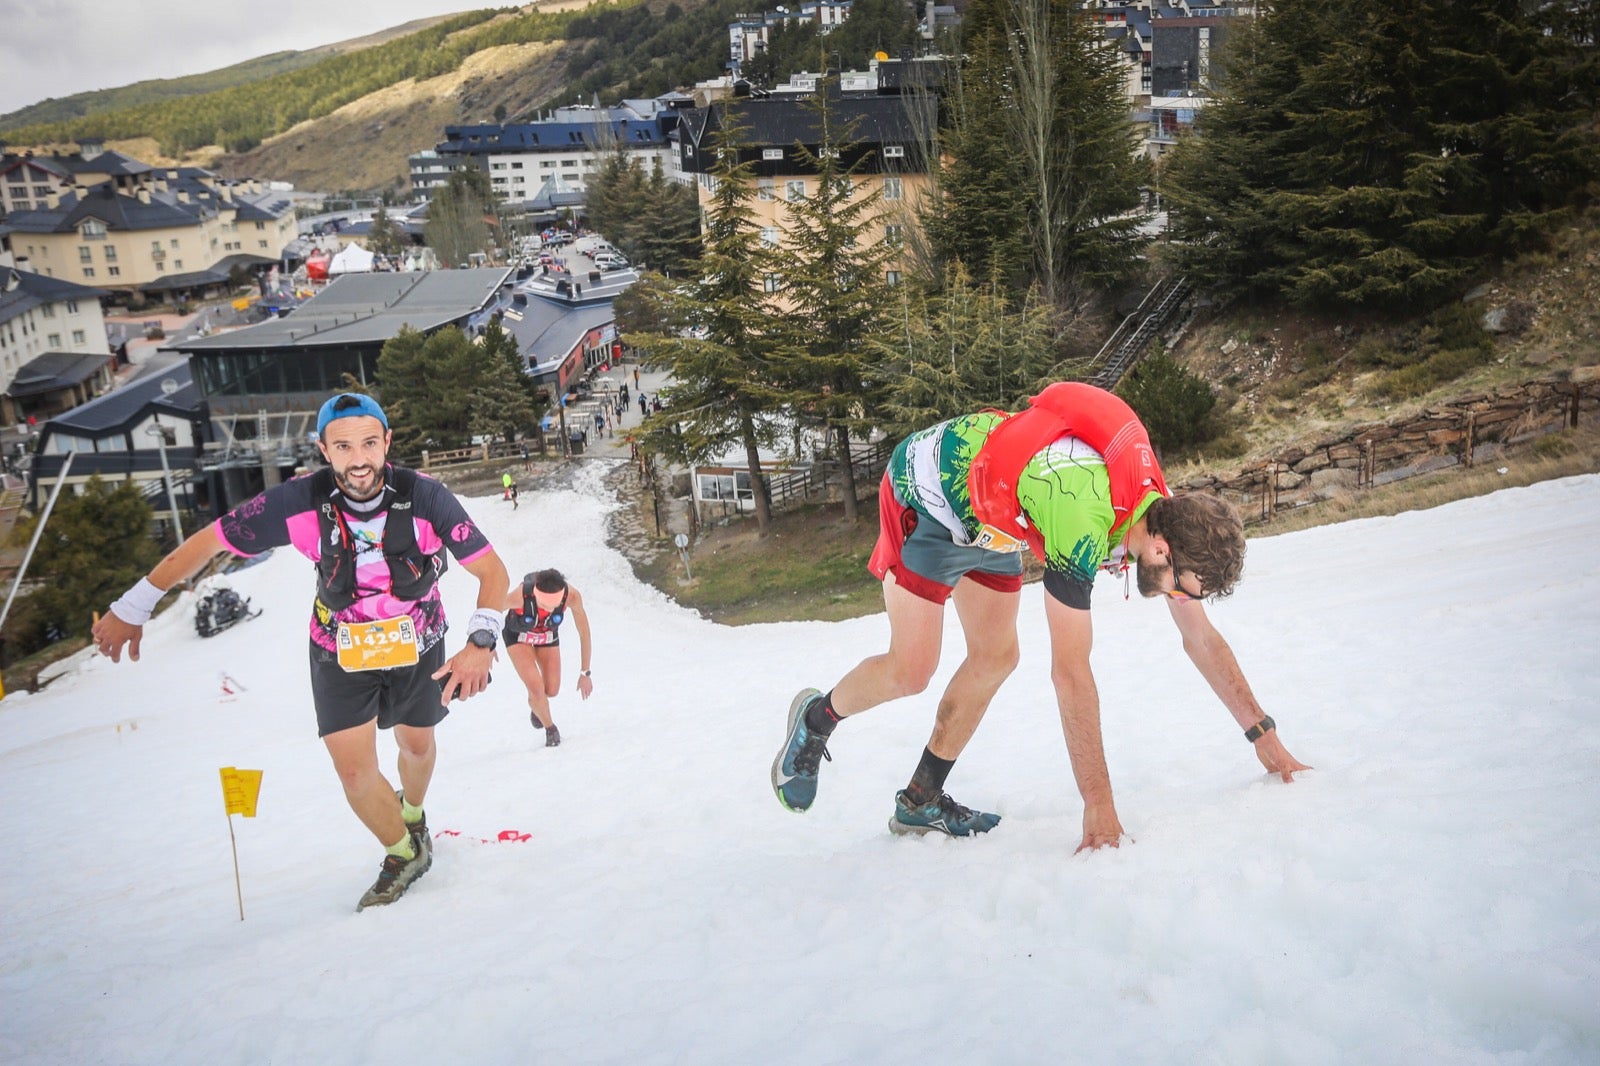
[93,392,512,910]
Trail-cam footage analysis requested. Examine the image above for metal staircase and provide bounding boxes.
[1087,275,1194,390]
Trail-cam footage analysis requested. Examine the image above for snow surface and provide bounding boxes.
[3,466,1598,1065]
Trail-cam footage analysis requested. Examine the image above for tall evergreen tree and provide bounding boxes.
[366,204,407,258]
[768,78,900,523]
[376,325,533,454]
[621,105,789,534]
[424,168,496,269]
[929,0,1147,308]
[1164,0,1599,310]
[584,150,700,275]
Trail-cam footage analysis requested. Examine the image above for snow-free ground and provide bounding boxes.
[3,466,1598,1065]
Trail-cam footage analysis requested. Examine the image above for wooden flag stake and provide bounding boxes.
[226,811,244,921]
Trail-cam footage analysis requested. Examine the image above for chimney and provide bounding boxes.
[137,188,151,204]
[79,137,105,161]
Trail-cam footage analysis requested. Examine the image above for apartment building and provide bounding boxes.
[675,61,942,290]
[430,99,691,204]
[0,265,112,426]
[0,142,296,299]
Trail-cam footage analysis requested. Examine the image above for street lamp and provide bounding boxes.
[146,412,184,544]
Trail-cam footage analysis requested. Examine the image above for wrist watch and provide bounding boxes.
[581,669,592,677]
[1243,715,1276,743]
[468,629,497,650]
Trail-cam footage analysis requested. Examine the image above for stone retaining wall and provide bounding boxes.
[1177,366,1600,523]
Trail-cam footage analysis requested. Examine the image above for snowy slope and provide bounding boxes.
[2,466,1597,1065]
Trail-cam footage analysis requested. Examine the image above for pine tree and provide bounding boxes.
[620,104,789,534]
[1164,0,1599,310]
[376,327,501,453]
[7,477,159,647]
[472,321,540,443]
[768,77,900,523]
[929,0,1147,309]
[867,265,1068,439]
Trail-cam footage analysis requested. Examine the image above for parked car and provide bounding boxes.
[594,253,629,271]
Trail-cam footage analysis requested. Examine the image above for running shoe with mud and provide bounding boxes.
[889,790,1000,837]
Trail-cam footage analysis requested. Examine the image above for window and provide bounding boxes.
[171,239,179,249]
[884,224,904,247]
[66,300,79,313]
[259,240,269,249]
[885,269,902,286]
[255,221,265,230]
[763,148,784,160]
[79,246,93,263]
[756,178,775,201]
[33,184,53,196]
[763,274,782,293]
[12,200,29,211]
[174,260,183,269]
[152,240,163,254]
[107,266,120,276]
[785,179,806,201]
[760,227,779,247]
[72,329,86,344]
[82,267,95,277]
[103,245,117,261]
[47,333,61,347]
[698,472,753,502]
[883,145,905,158]
[81,219,107,240]
[41,304,54,318]
[883,177,903,201]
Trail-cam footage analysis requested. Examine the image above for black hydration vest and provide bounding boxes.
[508,577,567,635]
[312,465,446,611]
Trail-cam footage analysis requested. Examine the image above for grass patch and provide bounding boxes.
[633,500,883,625]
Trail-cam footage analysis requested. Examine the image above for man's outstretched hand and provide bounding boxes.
[1076,802,1126,854]
[1255,733,1311,782]
[92,611,143,663]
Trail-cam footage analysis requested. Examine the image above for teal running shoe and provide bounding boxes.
[771,688,831,812]
[889,790,1000,837]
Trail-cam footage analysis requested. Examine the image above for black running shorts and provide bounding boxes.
[308,639,450,738]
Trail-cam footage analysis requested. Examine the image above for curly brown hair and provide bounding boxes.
[1145,493,1246,599]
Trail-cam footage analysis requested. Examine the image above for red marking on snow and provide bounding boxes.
[435,829,532,844]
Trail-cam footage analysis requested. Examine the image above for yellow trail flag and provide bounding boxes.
[219,767,264,818]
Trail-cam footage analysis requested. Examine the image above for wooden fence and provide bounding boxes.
[1179,366,1599,524]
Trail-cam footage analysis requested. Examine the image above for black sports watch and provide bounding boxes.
[1243,715,1276,743]
[467,628,497,650]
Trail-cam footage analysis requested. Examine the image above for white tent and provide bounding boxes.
[327,242,376,275]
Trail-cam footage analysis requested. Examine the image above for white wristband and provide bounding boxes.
[467,608,501,638]
[109,577,165,626]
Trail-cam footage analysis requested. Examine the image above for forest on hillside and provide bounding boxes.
[0,0,930,158]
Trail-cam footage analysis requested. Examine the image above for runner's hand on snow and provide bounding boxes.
[1255,733,1310,783]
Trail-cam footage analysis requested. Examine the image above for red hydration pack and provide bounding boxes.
[968,382,1168,559]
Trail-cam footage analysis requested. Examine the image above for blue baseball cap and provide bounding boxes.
[317,393,388,436]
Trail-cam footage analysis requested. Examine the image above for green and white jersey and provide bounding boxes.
[887,414,1161,599]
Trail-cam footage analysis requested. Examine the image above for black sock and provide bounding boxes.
[904,747,955,806]
[804,690,843,737]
